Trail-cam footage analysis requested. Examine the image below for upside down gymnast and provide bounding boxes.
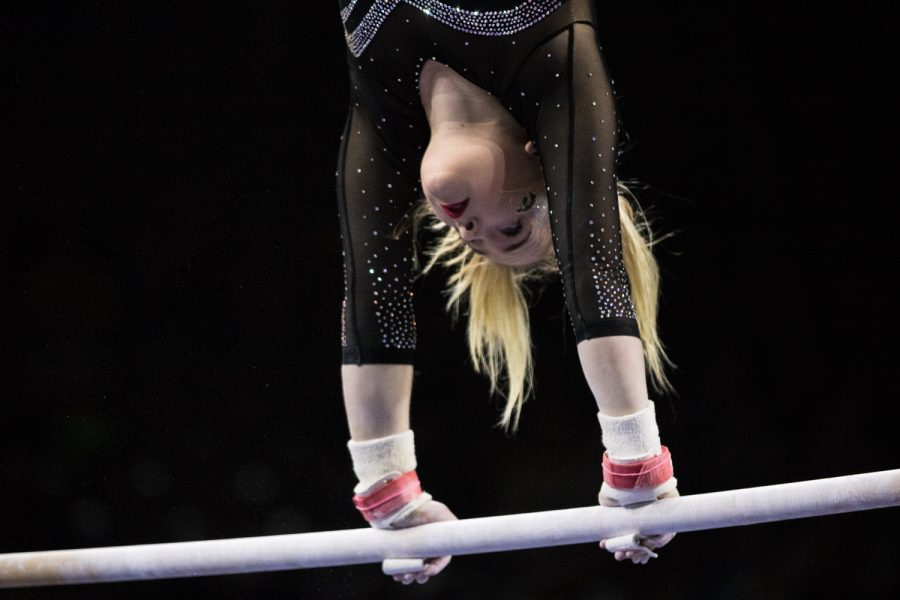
[336,0,679,584]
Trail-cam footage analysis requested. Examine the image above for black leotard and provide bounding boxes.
[337,0,638,365]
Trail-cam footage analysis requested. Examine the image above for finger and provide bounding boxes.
[415,573,429,584]
[639,533,675,552]
[398,511,428,528]
[423,555,452,577]
[597,492,621,507]
[392,571,424,584]
[614,551,626,561]
[657,489,680,500]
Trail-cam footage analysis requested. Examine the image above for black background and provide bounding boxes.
[5,2,899,599]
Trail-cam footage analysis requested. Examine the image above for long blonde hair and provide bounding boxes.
[419,183,675,431]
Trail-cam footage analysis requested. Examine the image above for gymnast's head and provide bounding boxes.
[414,60,669,431]
[420,123,552,268]
[415,114,559,430]
[417,59,553,270]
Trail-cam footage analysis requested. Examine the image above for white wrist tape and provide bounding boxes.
[597,401,662,463]
[347,430,417,495]
[600,477,678,506]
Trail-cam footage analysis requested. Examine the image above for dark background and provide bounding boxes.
[5,2,898,599]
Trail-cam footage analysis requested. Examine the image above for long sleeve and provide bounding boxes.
[509,21,639,340]
[336,98,423,364]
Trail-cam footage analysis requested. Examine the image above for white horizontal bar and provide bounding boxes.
[1,469,897,588]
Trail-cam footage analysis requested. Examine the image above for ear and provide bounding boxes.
[524,140,538,155]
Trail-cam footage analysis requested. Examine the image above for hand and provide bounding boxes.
[598,487,679,565]
[387,499,458,585]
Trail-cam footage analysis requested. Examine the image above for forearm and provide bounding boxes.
[342,364,413,440]
[576,336,649,416]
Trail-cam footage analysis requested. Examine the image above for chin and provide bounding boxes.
[491,255,530,268]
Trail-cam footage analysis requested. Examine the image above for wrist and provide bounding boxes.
[597,401,662,462]
[347,430,417,493]
[352,470,432,529]
[600,446,677,505]
[347,430,429,528]
[597,401,676,505]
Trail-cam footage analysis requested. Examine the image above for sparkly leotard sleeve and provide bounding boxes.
[337,0,638,365]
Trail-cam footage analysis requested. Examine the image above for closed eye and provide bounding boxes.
[500,221,523,237]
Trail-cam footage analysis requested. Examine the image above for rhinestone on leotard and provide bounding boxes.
[342,0,564,57]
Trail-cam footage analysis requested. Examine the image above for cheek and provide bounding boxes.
[515,209,537,231]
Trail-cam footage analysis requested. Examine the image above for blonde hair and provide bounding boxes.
[419,183,675,431]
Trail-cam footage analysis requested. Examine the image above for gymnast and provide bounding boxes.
[336,0,678,583]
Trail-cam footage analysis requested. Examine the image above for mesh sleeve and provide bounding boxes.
[336,103,421,364]
[513,22,639,341]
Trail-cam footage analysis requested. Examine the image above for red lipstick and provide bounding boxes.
[440,199,469,219]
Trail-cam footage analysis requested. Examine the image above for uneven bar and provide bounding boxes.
[1,469,898,588]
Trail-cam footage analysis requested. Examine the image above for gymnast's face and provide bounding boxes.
[421,129,552,267]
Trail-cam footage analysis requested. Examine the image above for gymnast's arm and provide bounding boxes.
[342,364,412,440]
[518,21,679,562]
[337,89,458,580]
[341,364,457,583]
[577,336,649,417]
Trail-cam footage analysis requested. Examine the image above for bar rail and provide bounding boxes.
[1,469,897,588]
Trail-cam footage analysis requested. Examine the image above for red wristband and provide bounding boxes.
[352,470,423,523]
[602,446,674,490]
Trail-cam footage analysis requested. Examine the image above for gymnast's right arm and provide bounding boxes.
[341,365,456,584]
[337,102,456,584]
[342,364,412,440]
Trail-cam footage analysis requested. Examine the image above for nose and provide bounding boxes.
[457,219,478,240]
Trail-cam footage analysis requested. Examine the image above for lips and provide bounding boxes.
[440,198,469,219]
